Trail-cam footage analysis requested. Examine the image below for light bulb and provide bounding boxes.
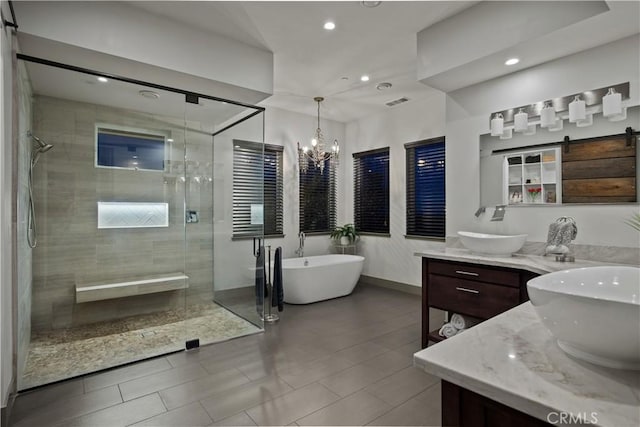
[311,138,318,147]
[490,113,504,136]
[568,95,586,123]
[540,102,556,128]
[514,108,528,133]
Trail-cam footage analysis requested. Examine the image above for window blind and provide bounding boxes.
[353,148,390,234]
[233,140,283,238]
[405,137,445,239]
[299,158,336,233]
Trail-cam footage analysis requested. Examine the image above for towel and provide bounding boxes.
[255,246,265,315]
[456,328,466,335]
[450,314,479,330]
[271,247,284,312]
[438,323,458,338]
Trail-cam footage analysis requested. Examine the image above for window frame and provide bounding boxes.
[353,147,390,236]
[232,140,284,239]
[95,123,170,172]
[299,157,337,234]
[405,137,446,241]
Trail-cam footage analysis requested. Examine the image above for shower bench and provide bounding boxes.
[75,272,189,303]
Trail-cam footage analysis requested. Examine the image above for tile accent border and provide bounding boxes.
[358,275,421,296]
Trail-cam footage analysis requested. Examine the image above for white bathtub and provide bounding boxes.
[282,254,364,304]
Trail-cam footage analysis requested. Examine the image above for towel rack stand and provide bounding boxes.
[263,245,279,323]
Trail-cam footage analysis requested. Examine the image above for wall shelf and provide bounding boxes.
[503,147,561,205]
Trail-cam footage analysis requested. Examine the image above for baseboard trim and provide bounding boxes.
[358,275,421,296]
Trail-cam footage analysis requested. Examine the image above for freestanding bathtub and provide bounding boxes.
[282,254,364,304]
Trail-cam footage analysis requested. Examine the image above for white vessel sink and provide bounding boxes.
[457,231,527,256]
[528,266,640,370]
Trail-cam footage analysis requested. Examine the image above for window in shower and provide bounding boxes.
[96,125,168,171]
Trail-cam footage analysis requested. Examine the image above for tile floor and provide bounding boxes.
[10,285,444,427]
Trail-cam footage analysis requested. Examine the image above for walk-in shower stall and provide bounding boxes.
[15,56,266,389]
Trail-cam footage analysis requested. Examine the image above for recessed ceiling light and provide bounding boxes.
[139,90,160,99]
[341,76,349,81]
[505,58,520,66]
[376,82,392,91]
[97,76,108,83]
[323,21,335,30]
[361,1,382,7]
[360,75,370,82]
[167,138,174,142]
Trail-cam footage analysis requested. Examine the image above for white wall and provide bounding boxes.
[13,1,273,95]
[446,35,640,248]
[212,106,346,291]
[1,0,15,410]
[344,92,447,287]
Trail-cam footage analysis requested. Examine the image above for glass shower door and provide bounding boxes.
[184,98,264,347]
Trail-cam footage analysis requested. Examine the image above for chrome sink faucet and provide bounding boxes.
[295,231,305,257]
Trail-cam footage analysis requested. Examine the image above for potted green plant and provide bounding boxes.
[330,223,359,246]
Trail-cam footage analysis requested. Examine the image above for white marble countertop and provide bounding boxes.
[414,247,636,275]
[414,303,640,427]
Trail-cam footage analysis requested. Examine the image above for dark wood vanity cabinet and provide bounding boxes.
[421,258,538,348]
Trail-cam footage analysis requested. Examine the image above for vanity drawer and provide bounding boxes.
[429,260,520,287]
[428,274,520,319]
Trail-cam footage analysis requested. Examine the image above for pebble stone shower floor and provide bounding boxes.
[21,302,261,389]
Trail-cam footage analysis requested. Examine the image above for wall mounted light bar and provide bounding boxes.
[489,82,630,139]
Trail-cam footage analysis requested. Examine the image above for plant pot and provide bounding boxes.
[340,236,350,246]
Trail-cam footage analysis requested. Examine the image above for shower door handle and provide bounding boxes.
[253,237,263,257]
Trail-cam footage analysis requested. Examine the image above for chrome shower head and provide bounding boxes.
[38,143,54,153]
[28,131,54,153]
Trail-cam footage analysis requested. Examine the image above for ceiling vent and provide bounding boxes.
[385,97,409,107]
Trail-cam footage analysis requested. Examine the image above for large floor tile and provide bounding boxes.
[53,393,166,427]
[212,411,257,426]
[364,366,439,406]
[318,363,388,397]
[12,386,123,427]
[200,375,293,422]
[159,367,250,410]
[297,390,392,426]
[334,341,391,364]
[245,383,340,426]
[277,354,355,389]
[11,379,84,423]
[84,357,173,392]
[131,401,213,427]
[118,363,208,401]
[368,382,442,426]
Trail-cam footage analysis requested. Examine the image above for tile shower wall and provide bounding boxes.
[16,59,32,381]
[31,95,213,331]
